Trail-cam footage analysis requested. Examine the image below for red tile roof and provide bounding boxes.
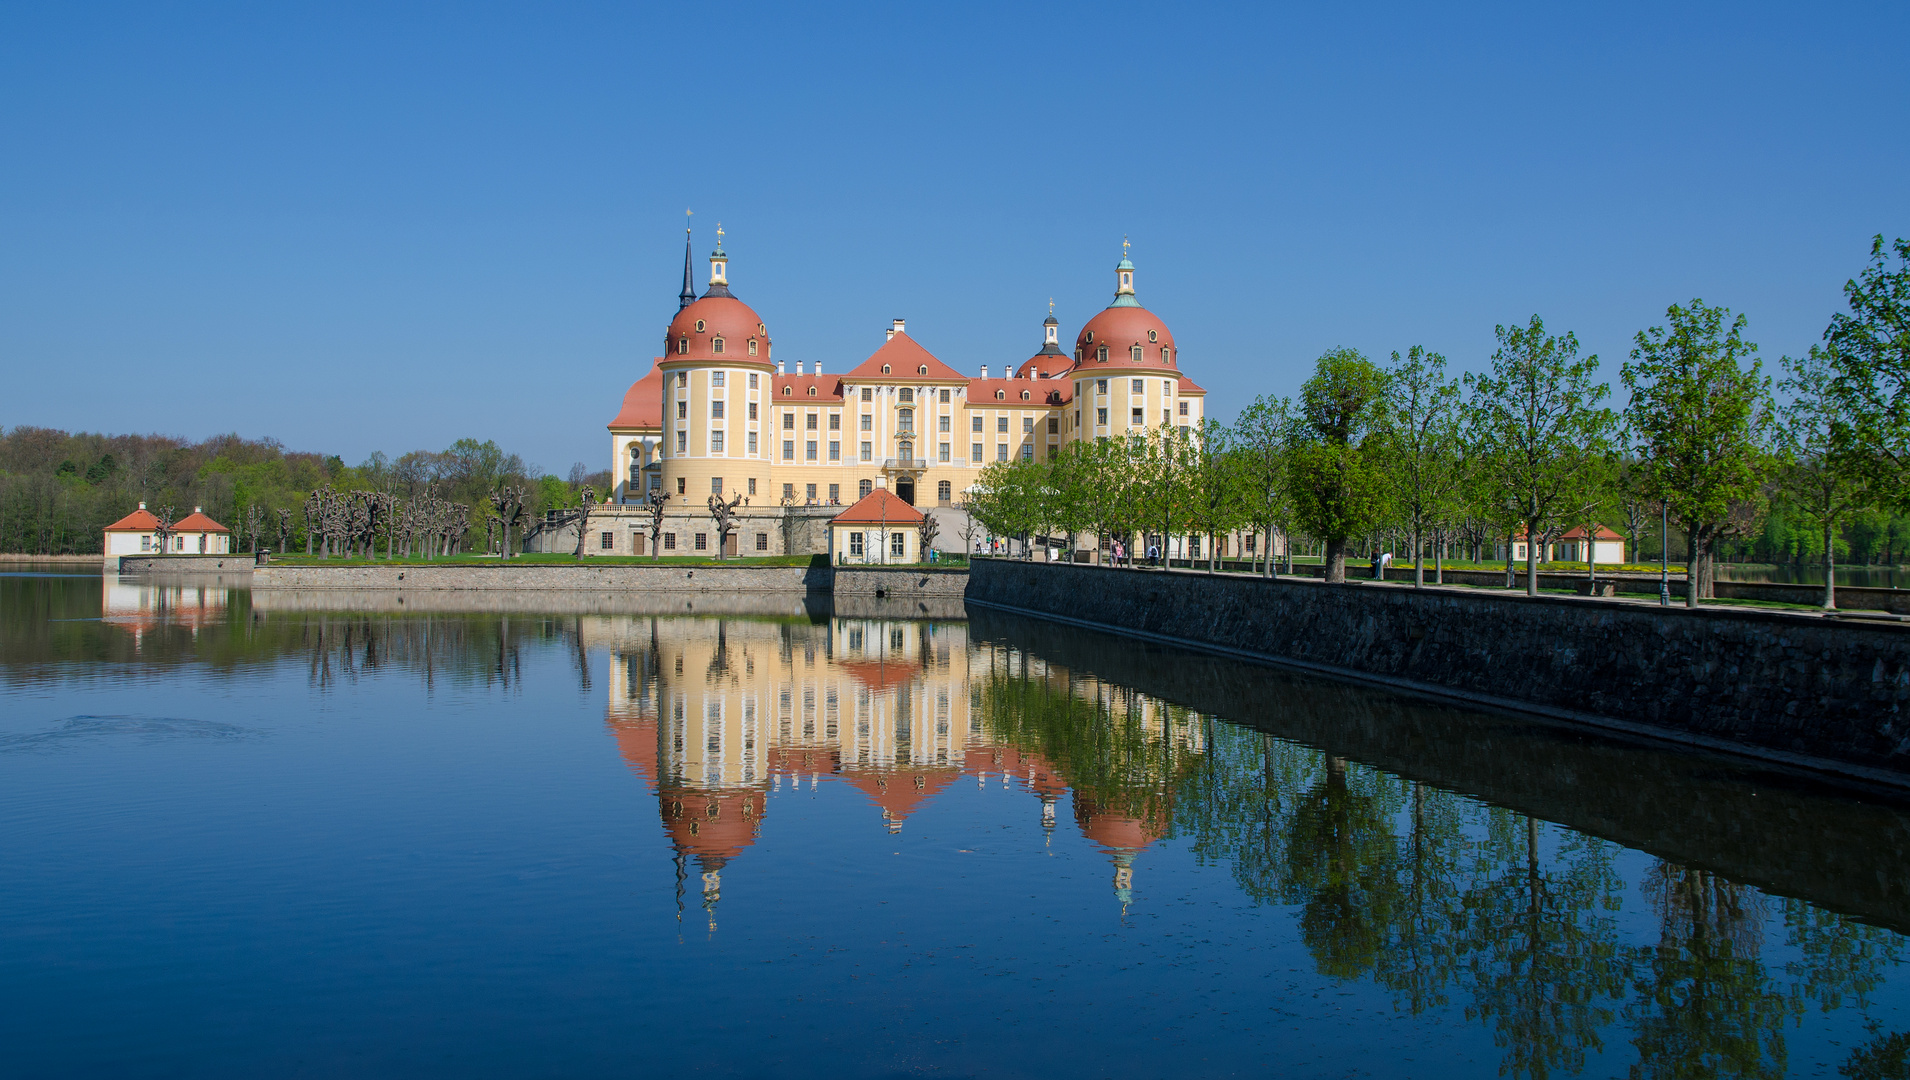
[968,378,1068,406]
[607,362,664,431]
[830,487,924,525]
[1558,524,1624,541]
[771,374,844,401]
[172,510,228,533]
[843,332,968,382]
[104,506,160,531]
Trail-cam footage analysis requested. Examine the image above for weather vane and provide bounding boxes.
[686,208,693,235]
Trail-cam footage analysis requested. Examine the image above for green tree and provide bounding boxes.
[1777,347,1870,608]
[1468,316,1618,596]
[1288,349,1391,583]
[1826,237,1910,511]
[1184,418,1247,571]
[1623,301,1772,605]
[1385,346,1465,587]
[1231,395,1297,576]
[1133,426,1195,566]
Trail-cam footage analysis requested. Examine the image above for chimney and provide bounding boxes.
[980,365,989,379]
[138,501,146,510]
[814,361,822,375]
[193,506,202,514]
[777,359,785,375]
[795,360,805,375]
[892,318,906,337]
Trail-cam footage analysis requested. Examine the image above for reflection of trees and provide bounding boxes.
[1784,899,1905,1017]
[1624,864,1794,1079]
[1281,756,1403,980]
[1841,1025,1910,1079]
[1374,780,1471,1015]
[1460,813,1628,1080]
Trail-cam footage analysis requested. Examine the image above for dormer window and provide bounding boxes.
[881,364,891,374]
[1130,345,1143,361]
[695,319,706,333]
[678,338,689,354]
[1148,329,1158,342]
[782,385,792,395]
[995,390,1005,400]
[1086,332,1094,342]
[918,364,928,374]
[748,339,758,356]
[1097,346,1108,363]
[1162,348,1172,363]
[713,337,726,354]
[1074,347,1082,361]
[757,323,766,335]
[1020,390,1031,401]
[807,387,818,396]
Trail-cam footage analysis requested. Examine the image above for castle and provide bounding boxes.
[585,230,1205,557]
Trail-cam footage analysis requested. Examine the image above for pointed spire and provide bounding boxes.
[678,215,697,310]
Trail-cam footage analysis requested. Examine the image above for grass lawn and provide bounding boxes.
[269,553,824,568]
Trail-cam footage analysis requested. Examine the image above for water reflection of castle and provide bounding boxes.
[591,615,1207,925]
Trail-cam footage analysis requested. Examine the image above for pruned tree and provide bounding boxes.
[643,490,671,561]
[154,505,177,555]
[243,503,266,554]
[276,507,292,555]
[707,490,744,559]
[571,485,595,559]
[917,506,941,559]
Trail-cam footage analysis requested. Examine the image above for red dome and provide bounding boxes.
[664,296,771,365]
[1015,350,1075,380]
[1074,306,1177,371]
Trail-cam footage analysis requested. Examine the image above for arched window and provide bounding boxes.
[1161,347,1171,364]
[782,385,792,395]
[859,479,873,498]
[757,323,766,335]
[748,339,758,356]
[1086,332,1094,342]
[937,480,951,501]
[713,337,725,354]
[898,388,913,403]
[807,386,818,396]
[1020,390,1031,401]
[897,407,914,431]
[695,319,706,333]
[881,364,891,374]
[995,389,1005,400]
[917,364,928,374]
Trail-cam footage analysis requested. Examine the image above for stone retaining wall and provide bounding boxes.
[833,567,969,598]
[253,562,829,593]
[966,559,1910,786]
[115,555,255,574]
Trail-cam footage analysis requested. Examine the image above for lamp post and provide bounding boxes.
[1658,502,1670,607]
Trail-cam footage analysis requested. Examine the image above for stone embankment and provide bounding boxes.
[115,555,255,574]
[253,561,829,593]
[967,559,1910,788]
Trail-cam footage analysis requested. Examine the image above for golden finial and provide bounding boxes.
[1122,234,1130,258]
[1048,297,1055,315]
[685,207,693,234]
[716,223,724,245]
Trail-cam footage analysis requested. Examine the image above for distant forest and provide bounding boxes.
[0,427,612,555]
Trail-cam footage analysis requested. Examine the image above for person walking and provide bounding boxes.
[1147,543,1159,567]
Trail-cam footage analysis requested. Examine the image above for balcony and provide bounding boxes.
[882,458,931,471]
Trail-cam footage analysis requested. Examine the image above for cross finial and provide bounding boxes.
[1048,297,1055,315]
[716,223,724,245]
[1122,235,1130,257]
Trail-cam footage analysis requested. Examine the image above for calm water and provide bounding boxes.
[1717,564,1910,589]
[5,570,1910,1078]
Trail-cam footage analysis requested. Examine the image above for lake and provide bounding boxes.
[4,567,1909,1078]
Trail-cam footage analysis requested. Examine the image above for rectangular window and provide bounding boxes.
[783,439,794,460]
[939,389,950,403]
[860,413,872,431]
[1047,417,1058,434]
[1179,401,1189,415]
[1164,409,1172,424]
[996,443,1008,461]
[748,373,758,389]
[1132,407,1144,424]
[677,477,685,494]
[747,431,758,454]
[829,413,840,430]
[677,431,688,452]
[971,415,982,432]
[890,532,906,557]
[783,414,794,429]
[938,415,950,432]
[664,533,677,550]
[677,401,687,419]
[712,477,723,495]
[829,440,840,461]
[140,536,151,552]
[748,478,756,495]
[1132,379,1145,393]
[677,371,687,387]
[1022,417,1034,433]
[712,372,726,387]
[996,417,1008,433]
[600,531,614,550]
[938,443,950,462]
[861,387,873,401]
[694,533,708,550]
[1021,444,1034,460]
[711,401,724,419]
[806,440,818,460]
[828,483,840,502]
[849,531,864,556]
[755,532,769,551]
[1164,380,1174,394]
[971,443,983,462]
[748,402,758,420]
[710,431,725,453]
[806,413,818,430]
[806,483,817,500]
[860,441,872,461]
[1096,379,1107,394]
[783,483,794,500]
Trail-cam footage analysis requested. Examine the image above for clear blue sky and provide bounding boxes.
[3,2,1905,475]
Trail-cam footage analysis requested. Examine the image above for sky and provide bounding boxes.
[2,2,1906,475]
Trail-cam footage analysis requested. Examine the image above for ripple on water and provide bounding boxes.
[0,714,256,752]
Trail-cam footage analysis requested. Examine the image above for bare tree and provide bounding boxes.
[918,508,941,561]
[644,491,671,560]
[154,505,177,555]
[708,491,744,559]
[243,503,266,553]
[276,508,292,555]
[571,485,596,559]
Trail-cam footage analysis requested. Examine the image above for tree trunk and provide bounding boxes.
[1324,537,1348,583]
[1525,530,1539,597]
[1434,528,1443,585]
[1413,524,1424,588]
[1824,519,1836,610]
[1686,526,1701,607]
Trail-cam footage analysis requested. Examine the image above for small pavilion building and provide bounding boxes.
[104,503,231,556]
[829,488,923,564]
